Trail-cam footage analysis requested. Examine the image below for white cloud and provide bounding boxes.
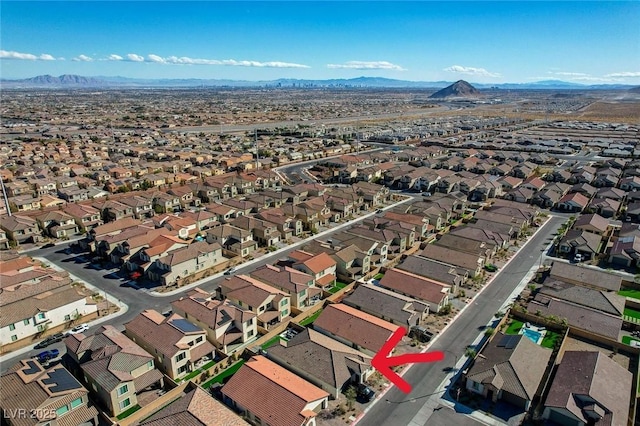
[605,71,640,78]
[444,65,501,78]
[107,54,123,61]
[327,61,406,71]
[73,54,93,62]
[549,71,589,77]
[147,54,166,63]
[0,50,58,61]
[121,54,311,68]
[126,53,145,62]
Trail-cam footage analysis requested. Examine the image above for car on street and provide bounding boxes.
[34,333,65,349]
[573,254,583,263]
[224,267,237,275]
[67,324,89,335]
[42,243,56,248]
[35,349,59,363]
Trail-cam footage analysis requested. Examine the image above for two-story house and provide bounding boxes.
[124,310,216,380]
[250,264,318,310]
[146,241,224,286]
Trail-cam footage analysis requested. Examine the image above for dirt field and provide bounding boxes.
[578,101,640,122]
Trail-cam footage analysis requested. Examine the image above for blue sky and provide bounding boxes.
[1,1,639,84]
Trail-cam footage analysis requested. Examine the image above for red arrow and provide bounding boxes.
[371,327,444,393]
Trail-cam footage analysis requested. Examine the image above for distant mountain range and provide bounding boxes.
[429,80,480,98]
[0,74,637,90]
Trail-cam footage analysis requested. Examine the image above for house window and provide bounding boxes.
[9,324,15,331]
[282,309,288,317]
[37,325,45,332]
[147,360,154,369]
[37,313,46,321]
[23,319,30,325]
[11,335,17,341]
[300,289,306,296]
[55,405,69,416]
[195,336,203,344]
[176,352,186,362]
[70,398,82,409]
[64,315,71,321]
[117,384,128,396]
[178,365,189,375]
[280,299,288,307]
[247,329,254,337]
[119,398,131,410]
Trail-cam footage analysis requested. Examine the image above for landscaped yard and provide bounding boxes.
[619,289,640,300]
[181,359,217,381]
[624,308,640,321]
[116,405,141,420]
[622,335,640,346]
[202,360,245,389]
[540,330,561,349]
[261,335,284,350]
[299,309,323,326]
[373,273,384,280]
[327,281,348,294]
[505,320,524,335]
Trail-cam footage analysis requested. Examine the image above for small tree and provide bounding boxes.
[465,348,477,358]
[484,327,495,337]
[344,385,357,411]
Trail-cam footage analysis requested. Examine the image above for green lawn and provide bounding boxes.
[202,360,245,389]
[619,289,640,300]
[327,281,348,294]
[180,359,217,381]
[116,405,141,420]
[505,320,524,335]
[299,309,323,326]
[261,335,284,350]
[622,335,640,346]
[373,273,384,280]
[540,330,561,349]
[624,308,640,320]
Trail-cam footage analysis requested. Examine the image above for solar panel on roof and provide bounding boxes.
[23,360,43,376]
[41,368,82,393]
[498,334,519,349]
[170,318,201,333]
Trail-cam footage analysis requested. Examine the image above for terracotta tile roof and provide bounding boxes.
[344,283,429,327]
[298,252,336,274]
[314,303,398,353]
[124,310,209,358]
[250,264,313,294]
[222,356,328,426]
[171,290,255,331]
[222,275,288,309]
[91,217,140,237]
[140,384,248,426]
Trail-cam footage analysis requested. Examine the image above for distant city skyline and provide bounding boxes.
[1,1,639,84]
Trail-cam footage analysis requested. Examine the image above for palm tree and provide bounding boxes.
[344,385,357,411]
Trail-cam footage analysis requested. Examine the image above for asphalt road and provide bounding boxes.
[356,215,565,426]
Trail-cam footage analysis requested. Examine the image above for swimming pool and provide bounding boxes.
[522,328,543,344]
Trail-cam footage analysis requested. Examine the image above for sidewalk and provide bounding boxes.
[0,258,130,366]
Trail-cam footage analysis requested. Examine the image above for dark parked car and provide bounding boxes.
[357,384,376,403]
[409,325,433,343]
[42,243,56,248]
[34,333,65,349]
[35,349,59,363]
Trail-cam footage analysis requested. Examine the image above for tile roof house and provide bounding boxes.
[0,359,98,426]
[465,333,552,410]
[146,241,224,287]
[219,275,291,329]
[587,197,621,218]
[343,283,429,328]
[542,351,632,426]
[124,310,216,381]
[377,268,451,313]
[609,235,640,268]
[0,271,98,351]
[420,244,485,277]
[539,280,625,317]
[313,303,399,356]
[170,288,257,355]
[0,215,43,245]
[138,382,248,426]
[221,355,329,426]
[549,262,622,292]
[557,229,602,260]
[396,255,468,290]
[250,264,318,310]
[557,192,590,213]
[266,328,373,400]
[64,325,165,417]
[63,203,103,231]
[573,213,610,235]
[289,250,337,290]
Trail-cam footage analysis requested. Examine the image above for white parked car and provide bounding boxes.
[67,324,89,335]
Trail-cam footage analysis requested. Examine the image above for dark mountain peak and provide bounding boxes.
[429,80,480,98]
